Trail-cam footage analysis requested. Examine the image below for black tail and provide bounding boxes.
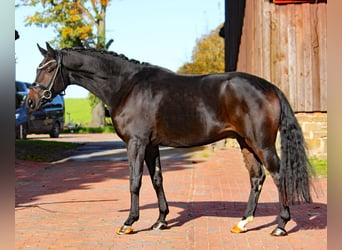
[276,89,314,205]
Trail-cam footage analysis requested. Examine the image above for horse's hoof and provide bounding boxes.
[152,221,168,230]
[116,225,134,235]
[270,227,288,236]
[230,225,247,234]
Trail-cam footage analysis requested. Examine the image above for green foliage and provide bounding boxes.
[21,0,112,49]
[88,92,100,109]
[19,0,113,124]
[178,25,225,74]
[65,98,92,126]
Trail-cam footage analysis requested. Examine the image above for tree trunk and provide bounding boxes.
[91,5,107,125]
[96,6,106,48]
[91,100,105,127]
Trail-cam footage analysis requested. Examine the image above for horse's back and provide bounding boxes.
[151,71,280,147]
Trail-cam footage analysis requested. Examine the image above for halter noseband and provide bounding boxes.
[31,50,65,102]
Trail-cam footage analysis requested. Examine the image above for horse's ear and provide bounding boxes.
[37,43,47,56]
[46,42,56,58]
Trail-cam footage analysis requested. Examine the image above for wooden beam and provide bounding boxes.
[224,0,246,72]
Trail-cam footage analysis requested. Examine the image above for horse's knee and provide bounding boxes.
[130,179,142,194]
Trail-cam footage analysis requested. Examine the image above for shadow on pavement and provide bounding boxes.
[16,133,210,207]
[15,157,199,207]
[121,200,327,234]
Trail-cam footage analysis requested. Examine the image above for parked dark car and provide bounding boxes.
[15,81,65,139]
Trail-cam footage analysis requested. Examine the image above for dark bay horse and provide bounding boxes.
[27,43,313,236]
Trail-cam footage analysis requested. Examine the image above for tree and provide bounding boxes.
[21,0,113,126]
[177,25,224,74]
[22,0,113,49]
[178,24,230,149]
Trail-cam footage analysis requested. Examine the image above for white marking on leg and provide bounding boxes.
[237,216,254,231]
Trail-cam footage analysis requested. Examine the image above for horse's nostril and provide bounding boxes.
[27,98,35,109]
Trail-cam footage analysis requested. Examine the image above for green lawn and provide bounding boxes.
[15,140,80,162]
[64,98,92,126]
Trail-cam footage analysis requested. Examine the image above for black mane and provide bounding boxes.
[62,47,151,66]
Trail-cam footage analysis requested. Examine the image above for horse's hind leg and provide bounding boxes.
[145,144,169,230]
[262,148,291,236]
[231,138,266,233]
[242,144,290,236]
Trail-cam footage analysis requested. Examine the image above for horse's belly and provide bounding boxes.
[154,118,232,148]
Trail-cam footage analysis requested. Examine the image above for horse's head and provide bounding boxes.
[27,42,67,111]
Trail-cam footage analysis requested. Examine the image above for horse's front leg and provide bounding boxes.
[145,144,169,230]
[116,138,146,235]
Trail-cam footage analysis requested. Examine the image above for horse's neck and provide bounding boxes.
[64,52,141,108]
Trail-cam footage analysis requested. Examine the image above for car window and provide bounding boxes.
[16,81,29,109]
[42,95,64,110]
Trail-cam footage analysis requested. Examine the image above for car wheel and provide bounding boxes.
[50,122,60,138]
[16,123,27,139]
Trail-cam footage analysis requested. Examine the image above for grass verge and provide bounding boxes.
[310,158,327,177]
[15,140,80,162]
[63,125,115,134]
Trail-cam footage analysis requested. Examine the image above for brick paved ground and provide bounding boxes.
[15,134,327,249]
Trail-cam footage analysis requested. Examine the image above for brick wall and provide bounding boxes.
[295,112,327,159]
[215,112,327,160]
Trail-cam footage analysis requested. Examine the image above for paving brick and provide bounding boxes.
[16,134,327,249]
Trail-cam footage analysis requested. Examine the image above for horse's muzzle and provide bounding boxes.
[26,96,42,112]
[27,97,35,110]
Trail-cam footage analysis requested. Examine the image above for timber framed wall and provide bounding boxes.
[237,0,327,112]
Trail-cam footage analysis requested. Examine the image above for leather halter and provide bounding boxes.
[30,50,65,102]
